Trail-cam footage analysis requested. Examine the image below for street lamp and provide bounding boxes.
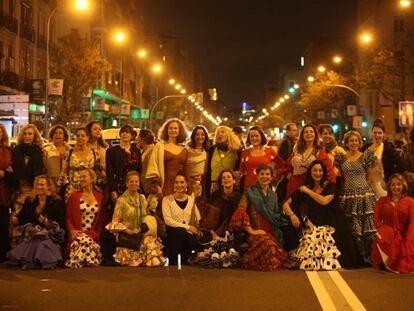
[400,0,411,8]
[152,64,162,73]
[113,31,126,44]
[318,65,326,73]
[360,32,373,44]
[137,49,146,58]
[333,56,343,64]
[168,78,176,85]
[45,0,91,134]
[308,76,315,82]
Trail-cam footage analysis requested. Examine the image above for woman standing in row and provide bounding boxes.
[147,118,188,196]
[239,126,285,190]
[206,126,241,197]
[335,130,377,263]
[287,124,335,198]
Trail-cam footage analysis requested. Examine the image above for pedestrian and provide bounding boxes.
[137,129,156,195]
[0,124,12,261]
[362,119,407,198]
[43,124,71,195]
[283,160,341,270]
[335,130,377,264]
[7,175,65,269]
[162,173,200,265]
[371,173,414,273]
[230,164,287,272]
[65,168,107,268]
[146,118,188,196]
[286,124,335,198]
[206,125,241,197]
[278,123,298,161]
[11,124,44,190]
[239,125,285,190]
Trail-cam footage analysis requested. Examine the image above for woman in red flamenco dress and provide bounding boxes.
[371,173,414,273]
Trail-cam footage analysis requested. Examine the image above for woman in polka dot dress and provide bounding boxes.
[283,160,341,270]
[65,168,107,268]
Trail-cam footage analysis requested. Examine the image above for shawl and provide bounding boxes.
[146,143,165,188]
[246,183,284,244]
[12,143,44,188]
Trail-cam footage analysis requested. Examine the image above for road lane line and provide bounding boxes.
[306,271,337,311]
[328,271,367,311]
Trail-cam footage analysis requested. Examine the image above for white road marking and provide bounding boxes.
[328,271,367,311]
[306,271,337,311]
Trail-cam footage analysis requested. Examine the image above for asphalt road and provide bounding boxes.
[0,265,413,311]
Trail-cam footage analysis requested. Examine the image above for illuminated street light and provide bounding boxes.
[360,32,373,44]
[400,0,411,8]
[168,79,176,85]
[137,49,147,58]
[175,84,182,90]
[284,95,289,99]
[280,98,285,103]
[180,89,187,94]
[152,64,162,73]
[75,0,90,10]
[308,76,315,82]
[114,31,126,43]
[318,66,326,73]
[294,84,299,89]
[333,56,343,64]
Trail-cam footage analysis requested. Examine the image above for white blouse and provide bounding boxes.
[162,194,200,230]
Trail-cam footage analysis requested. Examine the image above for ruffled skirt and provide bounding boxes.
[65,233,102,268]
[288,218,341,270]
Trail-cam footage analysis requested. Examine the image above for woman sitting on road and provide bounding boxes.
[372,174,414,273]
[65,168,107,268]
[7,175,65,269]
[283,160,341,270]
[106,171,165,267]
[162,173,200,265]
[230,164,287,272]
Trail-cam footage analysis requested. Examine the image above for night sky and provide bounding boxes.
[141,0,357,113]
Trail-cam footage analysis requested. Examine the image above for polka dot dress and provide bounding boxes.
[288,217,342,270]
[80,199,99,231]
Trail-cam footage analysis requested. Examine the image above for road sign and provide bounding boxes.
[399,101,414,127]
[156,111,164,120]
[317,111,325,119]
[347,105,357,116]
[331,109,339,119]
[0,95,29,103]
[48,79,64,96]
[352,116,363,128]
[141,109,149,119]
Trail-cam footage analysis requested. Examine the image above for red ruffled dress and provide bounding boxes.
[230,195,287,272]
[371,195,414,273]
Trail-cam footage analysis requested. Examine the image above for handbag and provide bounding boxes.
[116,233,142,250]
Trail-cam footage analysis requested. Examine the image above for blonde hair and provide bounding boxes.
[17,124,43,148]
[343,130,362,150]
[213,126,241,152]
[30,175,51,200]
[0,124,10,146]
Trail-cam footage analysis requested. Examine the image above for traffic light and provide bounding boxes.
[362,121,368,128]
[288,80,296,94]
[332,124,339,133]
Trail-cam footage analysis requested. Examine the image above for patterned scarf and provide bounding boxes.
[246,183,284,245]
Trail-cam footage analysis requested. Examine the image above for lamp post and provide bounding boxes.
[45,1,90,134]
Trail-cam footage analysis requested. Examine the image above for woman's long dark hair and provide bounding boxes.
[189,125,209,150]
[304,160,328,189]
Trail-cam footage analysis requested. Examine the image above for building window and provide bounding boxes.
[394,16,405,32]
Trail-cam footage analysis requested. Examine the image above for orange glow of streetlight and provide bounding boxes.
[175,84,182,90]
[180,89,187,94]
[169,79,176,85]
[284,95,289,99]
[137,49,146,58]
[333,56,343,64]
[114,31,126,43]
[400,0,411,8]
[308,76,315,82]
[318,65,326,73]
[360,32,373,44]
[74,0,90,11]
[152,64,162,73]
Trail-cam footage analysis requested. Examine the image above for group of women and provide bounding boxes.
[0,116,414,273]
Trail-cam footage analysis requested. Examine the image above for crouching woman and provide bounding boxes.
[230,164,287,271]
[65,168,107,268]
[106,171,165,266]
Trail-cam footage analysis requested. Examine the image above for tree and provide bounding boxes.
[49,31,112,124]
[300,71,356,110]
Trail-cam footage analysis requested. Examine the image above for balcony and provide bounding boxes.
[20,24,36,43]
[0,13,18,34]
